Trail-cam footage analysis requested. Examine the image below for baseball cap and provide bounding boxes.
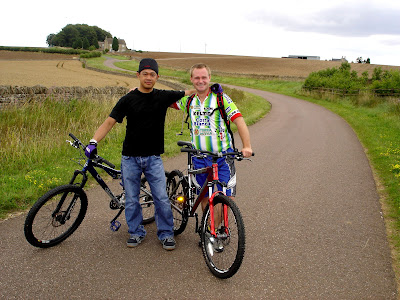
[138,58,159,74]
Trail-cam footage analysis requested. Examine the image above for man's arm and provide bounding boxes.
[169,89,196,108]
[92,117,117,143]
[184,89,196,96]
[232,116,253,158]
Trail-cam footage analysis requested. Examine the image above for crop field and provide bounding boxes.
[0,51,166,89]
[128,51,400,78]
[2,50,400,86]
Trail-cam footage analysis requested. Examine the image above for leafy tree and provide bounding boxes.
[47,24,112,49]
[82,37,90,50]
[112,37,119,52]
[91,37,99,49]
[72,38,83,49]
[356,57,371,64]
[361,71,369,84]
[372,67,383,81]
[46,34,56,47]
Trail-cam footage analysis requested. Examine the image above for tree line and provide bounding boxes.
[46,24,112,50]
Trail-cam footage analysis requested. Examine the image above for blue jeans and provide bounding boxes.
[121,155,174,241]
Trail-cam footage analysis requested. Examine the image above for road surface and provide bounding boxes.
[0,87,397,299]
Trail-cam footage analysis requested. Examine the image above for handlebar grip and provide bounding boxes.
[99,157,115,169]
[69,133,78,141]
[181,148,197,153]
[69,133,86,148]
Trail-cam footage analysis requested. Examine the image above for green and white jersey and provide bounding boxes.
[174,92,242,153]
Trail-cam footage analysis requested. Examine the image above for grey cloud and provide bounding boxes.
[248,5,400,37]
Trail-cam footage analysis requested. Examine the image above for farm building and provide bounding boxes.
[98,38,127,52]
[331,56,348,62]
[285,55,321,60]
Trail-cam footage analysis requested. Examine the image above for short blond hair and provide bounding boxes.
[190,63,211,77]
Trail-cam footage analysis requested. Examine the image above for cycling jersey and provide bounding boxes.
[173,92,242,153]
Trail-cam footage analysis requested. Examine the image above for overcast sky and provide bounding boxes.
[2,0,400,66]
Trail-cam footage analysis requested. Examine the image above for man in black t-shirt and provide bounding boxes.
[85,58,195,250]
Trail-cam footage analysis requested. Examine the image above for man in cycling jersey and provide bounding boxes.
[85,58,195,251]
[172,63,253,213]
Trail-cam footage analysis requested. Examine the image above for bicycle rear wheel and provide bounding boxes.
[24,184,88,248]
[140,177,155,224]
[166,170,188,235]
[200,194,245,279]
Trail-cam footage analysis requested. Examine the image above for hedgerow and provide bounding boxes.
[303,62,400,93]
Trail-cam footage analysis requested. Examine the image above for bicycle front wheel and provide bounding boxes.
[140,177,155,224]
[166,170,188,235]
[200,194,245,279]
[24,184,88,248]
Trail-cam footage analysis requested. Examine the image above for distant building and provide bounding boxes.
[331,56,348,62]
[284,55,320,60]
[98,38,127,52]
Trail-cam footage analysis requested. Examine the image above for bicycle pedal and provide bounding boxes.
[110,220,121,232]
[110,200,122,210]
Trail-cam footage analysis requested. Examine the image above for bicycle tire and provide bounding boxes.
[140,177,155,224]
[166,170,188,235]
[200,194,245,279]
[24,184,88,248]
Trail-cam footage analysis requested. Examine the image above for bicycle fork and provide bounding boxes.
[208,163,229,237]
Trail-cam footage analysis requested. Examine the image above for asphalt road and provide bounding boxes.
[0,87,397,299]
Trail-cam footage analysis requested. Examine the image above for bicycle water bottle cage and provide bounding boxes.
[110,220,121,232]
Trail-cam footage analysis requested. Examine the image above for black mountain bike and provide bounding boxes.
[24,133,155,248]
[166,141,252,279]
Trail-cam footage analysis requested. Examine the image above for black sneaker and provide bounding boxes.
[161,237,176,250]
[127,235,145,247]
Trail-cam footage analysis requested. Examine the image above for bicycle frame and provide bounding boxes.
[185,152,230,237]
[69,159,122,204]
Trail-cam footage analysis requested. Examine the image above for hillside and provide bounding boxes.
[126,51,400,79]
[1,50,400,84]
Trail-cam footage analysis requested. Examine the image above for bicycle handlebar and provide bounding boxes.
[180,144,254,160]
[68,133,116,169]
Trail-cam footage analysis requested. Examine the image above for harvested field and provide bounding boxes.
[0,60,140,87]
[126,51,400,79]
[2,50,400,87]
[0,51,168,89]
[0,50,78,61]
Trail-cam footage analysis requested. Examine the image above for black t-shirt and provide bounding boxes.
[110,88,185,156]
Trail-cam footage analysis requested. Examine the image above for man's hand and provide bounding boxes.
[211,83,223,94]
[241,147,253,158]
[85,140,97,159]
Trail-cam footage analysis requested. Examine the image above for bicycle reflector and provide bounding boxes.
[177,195,185,203]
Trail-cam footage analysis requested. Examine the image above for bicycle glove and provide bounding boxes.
[85,140,97,159]
[211,83,223,94]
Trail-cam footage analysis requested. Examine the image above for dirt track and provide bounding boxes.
[0,87,397,299]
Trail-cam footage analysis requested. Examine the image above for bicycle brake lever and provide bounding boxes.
[66,140,79,148]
